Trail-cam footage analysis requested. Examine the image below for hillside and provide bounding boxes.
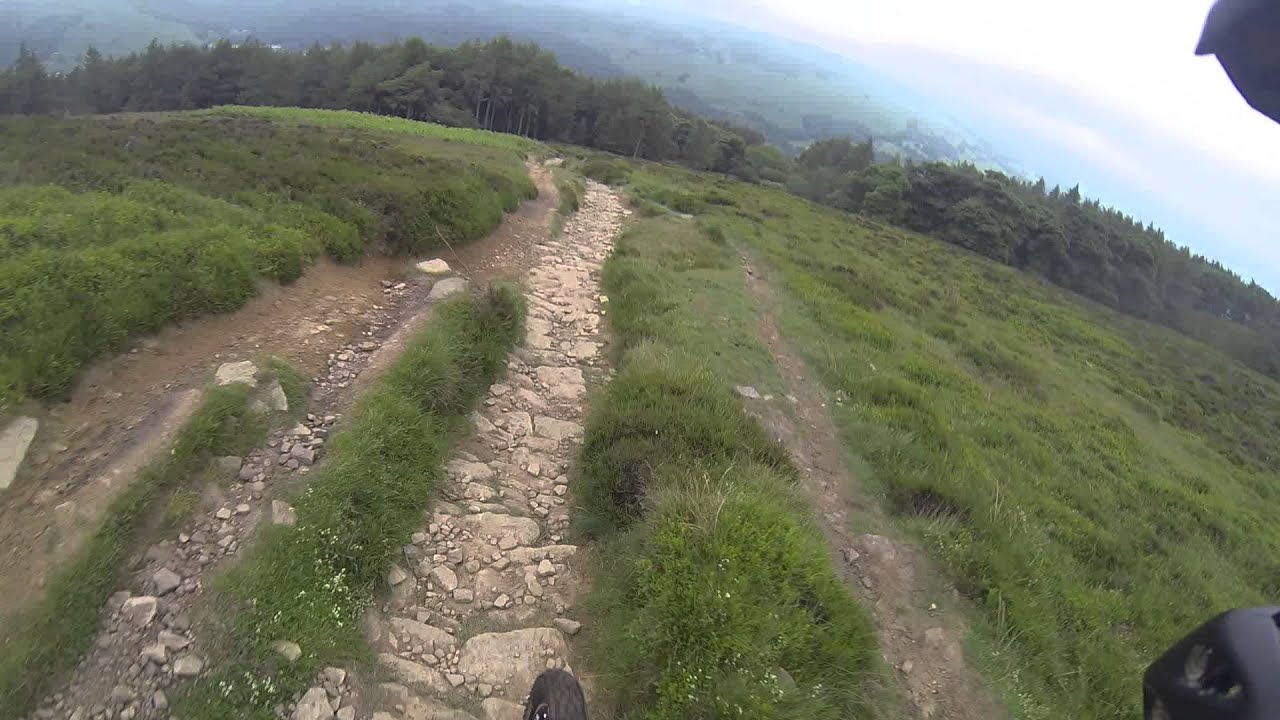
[0,108,534,410]
[2,0,1007,167]
[574,153,1280,718]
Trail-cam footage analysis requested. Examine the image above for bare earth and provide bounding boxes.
[742,256,1007,720]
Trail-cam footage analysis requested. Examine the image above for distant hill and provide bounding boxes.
[2,0,1015,169]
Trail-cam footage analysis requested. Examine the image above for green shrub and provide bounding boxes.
[576,347,793,535]
[589,464,879,720]
[580,157,631,186]
[557,176,585,216]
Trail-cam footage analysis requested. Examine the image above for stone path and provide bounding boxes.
[356,182,623,720]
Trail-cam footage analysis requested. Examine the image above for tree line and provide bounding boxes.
[0,36,761,174]
[786,139,1280,379]
[2,35,1277,379]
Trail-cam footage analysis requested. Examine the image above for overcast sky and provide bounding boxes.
[686,0,1279,290]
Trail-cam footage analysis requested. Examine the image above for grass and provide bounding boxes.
[612,161,1280,720]
[175,285,524,719]
[0,109,537,411]
[0,380,276,720]
[260,355,311,419]
[209,106,542,153]
[576,204,883,719]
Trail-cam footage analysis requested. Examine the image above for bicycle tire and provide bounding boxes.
[523,669,588,720]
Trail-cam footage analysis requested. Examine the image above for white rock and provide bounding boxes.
[273,640,303,662]
[323,667,347,686]
[0,415,40,486]
[272,500,298,526]
[447,460,495,483]
[458,628,569,693]
[158,630,191,651]
[428,277,469,301]
[457,513,541,548]
[121,596,158,628]
[141,643,167,664]
[429,565,459,592]
[260,379,290,413]
[387,564,409,586]
[537,559,556,577]
[335,708,355,720]
[416,259,452,276]
[389,618,455,652]
[152,568,182,596]
[291,687,334,720]
[734,385,761,400]
[215,361,258,387]
[532,417,583,442]
[172,654,204,677]
[552,618,582,636]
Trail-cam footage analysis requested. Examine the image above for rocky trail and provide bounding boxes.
[13,162,578,720]
[18,172,624,720]
[740,257,1006,720]
[353,182,622,720]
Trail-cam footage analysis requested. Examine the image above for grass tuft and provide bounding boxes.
[577,208,883,718]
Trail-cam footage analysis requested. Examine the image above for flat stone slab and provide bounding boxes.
[0,416,38,490]
[417,259,452,276]
[215,361,258,386]
[428,278,469,302]
[457,627,568,692]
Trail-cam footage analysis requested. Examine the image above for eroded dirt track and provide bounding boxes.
[742,256,1007,720]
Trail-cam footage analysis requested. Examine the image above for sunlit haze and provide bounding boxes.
[683,0,1280,289]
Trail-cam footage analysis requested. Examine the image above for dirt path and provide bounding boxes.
[0,165,555,629]
[352,180,622,720]
[741,256,1007,720]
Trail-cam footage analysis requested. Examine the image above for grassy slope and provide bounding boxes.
[575,181,884,718]
[0,109,535,409]
[178,286,524,719]
[609,157,1280,719]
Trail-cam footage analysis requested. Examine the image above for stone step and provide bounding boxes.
[457,627,570,700]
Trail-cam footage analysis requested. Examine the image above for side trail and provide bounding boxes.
[354,182,623,720]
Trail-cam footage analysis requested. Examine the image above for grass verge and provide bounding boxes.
[0,381,273,720]
[175,285,524,719]
[576,213,883,719]
[0,110,536,410]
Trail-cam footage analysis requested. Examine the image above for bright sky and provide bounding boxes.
[722,0,1280,288]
